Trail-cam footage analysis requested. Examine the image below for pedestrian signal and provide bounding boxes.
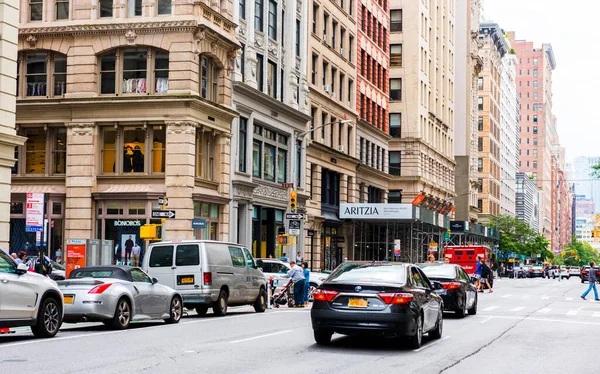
[289,190,297,212]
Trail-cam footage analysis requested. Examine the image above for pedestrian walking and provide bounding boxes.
[581,262,599,301]
[302,262,310,306]
[296,251,304,263]
[498,262,505,279]
[474,257,483,290]
[282,260,305,307]
[131,243,141,267]
[124,236,134,263]
[479,258,493,293]
[557,265,562,282]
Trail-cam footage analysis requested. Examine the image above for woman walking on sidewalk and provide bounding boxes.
[581,262,599,301]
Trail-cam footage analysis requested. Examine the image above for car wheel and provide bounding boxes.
[31,297,62,338]
[408,315,423,349]
[455,296,467,318]
[196,306,209,316]
[308,283,318,302]
[314,329,333,345]
[429,311,443,339]
[165,296,182,324]
[213,290,228,316]
[108,298,131,330]
[468,293,478,315]
[253,288,267,313]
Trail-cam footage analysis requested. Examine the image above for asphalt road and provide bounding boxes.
[1,276,599,373]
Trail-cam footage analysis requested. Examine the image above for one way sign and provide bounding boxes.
[151,210,176,219]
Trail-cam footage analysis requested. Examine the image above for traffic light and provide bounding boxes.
[289,190,297,212]
[278,234,294,246]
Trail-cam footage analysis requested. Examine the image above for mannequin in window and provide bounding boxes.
[123,146,134,172]
[132,145,144,172]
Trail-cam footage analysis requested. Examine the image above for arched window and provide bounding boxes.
[99,47,169,95]
[16,51,67,97]
[200,55,220,102]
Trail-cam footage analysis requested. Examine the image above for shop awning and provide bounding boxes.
[322,211,342,222]
[11,184,65,194]
[96,184,165,194]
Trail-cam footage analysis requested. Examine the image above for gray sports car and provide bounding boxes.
[57,265,182,329]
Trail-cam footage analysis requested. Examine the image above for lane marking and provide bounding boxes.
[509,307,525,312]
[521,295,530,300]
[501,294,512,298]
[480,317,493,324]
[184,350,195,353]
[542,296,550,300]
[566,298,574,301]
[537,308,551,314]
[413,336,450,352]
[593,312,600,318]
[566,310,578,316]
[230,329,294,344]
[476,315,600,326]
[482,306,499,312]
[0,330,130,348]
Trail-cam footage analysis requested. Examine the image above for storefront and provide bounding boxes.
[251,206,285,259]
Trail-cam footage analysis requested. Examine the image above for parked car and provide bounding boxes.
[58,266,182,329]
[49,260,66,281]
[568,266,581,277]
[256,258,329,301]
[143,240,267,317]
[419,263,478,318]
[510,266,526,279]
[0,247,63,338]
[527,266,544,278]
[549,267,569,279]
[311,262,443,348]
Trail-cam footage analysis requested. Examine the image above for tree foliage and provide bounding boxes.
[559,239,600,266]
[490,215,553,261]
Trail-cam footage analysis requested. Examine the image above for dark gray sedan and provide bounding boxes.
[58,266,182,329]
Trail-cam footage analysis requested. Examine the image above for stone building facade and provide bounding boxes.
[10,0,239,259]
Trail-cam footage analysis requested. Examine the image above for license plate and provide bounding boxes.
[348,298,368,308]
[64,295,74,304]
[180,277,194,284]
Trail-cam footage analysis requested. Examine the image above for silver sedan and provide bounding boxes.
[58,265,182,329]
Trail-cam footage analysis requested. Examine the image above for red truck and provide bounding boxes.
[443,245,492,275]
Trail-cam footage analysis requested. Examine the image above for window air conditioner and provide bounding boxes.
[338,145,345,152]
[323,85,331,92]
[332,92,336,98]
[323,34,328,43]
[340,48,344,55]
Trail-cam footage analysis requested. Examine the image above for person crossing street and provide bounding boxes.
[581,262,599,301]
[282,260,306,307]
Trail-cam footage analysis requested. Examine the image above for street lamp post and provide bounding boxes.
[290,118,352,268]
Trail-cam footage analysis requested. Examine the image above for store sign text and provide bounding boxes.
[339,203,413,220]
[114,220,142,227]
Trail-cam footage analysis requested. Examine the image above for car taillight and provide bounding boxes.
[442,282,461,290]
[203,272,212,285]
[313,289,339,302]
[378,293,414,305]
[88,283,112,294]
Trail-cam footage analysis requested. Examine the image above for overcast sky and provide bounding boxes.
[483,0,596,163]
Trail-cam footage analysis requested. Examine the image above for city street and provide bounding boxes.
[1,277,599,373]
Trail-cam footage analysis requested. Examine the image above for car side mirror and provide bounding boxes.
[151,277,158,284]
[432,281,444,290]
[16,263,28,275]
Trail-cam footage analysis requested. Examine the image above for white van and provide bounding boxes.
[142,240,267,316]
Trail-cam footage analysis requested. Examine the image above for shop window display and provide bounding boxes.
[101,125,165,174]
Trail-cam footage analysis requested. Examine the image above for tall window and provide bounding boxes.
[533,115,538,123]
[390,44,402,66]
[390,9,402,32]
[30,0,43,20]
[533,92,538,100]
[100,0,113,17]
[389,78,401,100]
[256,53,264,91]
[196,130,215,180]
[478,97,483,110]
[254,0,264,31]
[533,126,538,134]
[200,55,219,101]
[478,77,483,90]
[478,158,483,172]
[268,0,277,39]
[252,124,288,182]
[533,69,538,77]
[239,0,245,19]
[101,125,166,174]
[253,140,261,177]
[295,19,301,57]
[389,152,401,176]
[99,48,169,95]
[312,3,318,34]
[128,0,142,16]
[478,116,483,131]
[56,0,69,19]
[267,61,277,98]
[19,52,67,97]
[347,79,353,105]
[389,190,402,203]
[239,117,248,173]
[157,0,172,14]
[533,80,538,88]
[25,128,47,175]
[390,113,401,138]
[533,58,538,66]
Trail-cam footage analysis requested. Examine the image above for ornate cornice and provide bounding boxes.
[197,2,237,32]
[19,20,198,37]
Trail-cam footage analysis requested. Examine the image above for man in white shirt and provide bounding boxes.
[131,243,141,267]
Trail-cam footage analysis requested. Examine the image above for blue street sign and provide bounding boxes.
[26,225,43,232]
[192,218,207,229]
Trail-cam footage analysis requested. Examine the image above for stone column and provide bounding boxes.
[340,174,348,203]
[0,0,26,248]
[165,122,196,240]
[64,123,96,240]
[217,134,231,241]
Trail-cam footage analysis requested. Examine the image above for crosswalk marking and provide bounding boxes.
[537,308,551,314]
[566,310,578,316]
[482,306,500,311]
[542,296,550,300]
[521,295,531,299]
[510,307,525,312]
[593,312,600,318]
[566,297,574,301]
[501,294,512,298]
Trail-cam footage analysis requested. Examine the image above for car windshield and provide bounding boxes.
[70,270,115,279]
[327,263,406,284]
[419,265,456,279]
